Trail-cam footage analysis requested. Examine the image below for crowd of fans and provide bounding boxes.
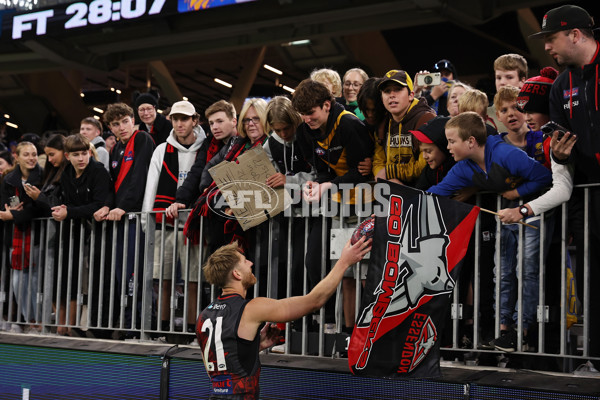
[0,5,597,364]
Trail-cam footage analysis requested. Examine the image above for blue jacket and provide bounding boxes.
[427,135,551,199]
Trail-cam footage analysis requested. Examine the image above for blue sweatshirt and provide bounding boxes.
[499,130,547,166]
[427,135,551,198]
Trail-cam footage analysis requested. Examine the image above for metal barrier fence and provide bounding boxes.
[0,185,598,372]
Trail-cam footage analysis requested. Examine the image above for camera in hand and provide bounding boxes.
[416,72,441,87]
[541,121,569,140]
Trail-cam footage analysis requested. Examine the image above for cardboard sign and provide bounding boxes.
[209,145,290,231]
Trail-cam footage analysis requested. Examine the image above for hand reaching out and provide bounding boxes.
[340,237,372,266]
[259,322,282,351]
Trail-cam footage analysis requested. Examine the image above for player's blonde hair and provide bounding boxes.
[203,242,243,288]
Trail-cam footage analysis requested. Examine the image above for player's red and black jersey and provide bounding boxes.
[196,294,263,399]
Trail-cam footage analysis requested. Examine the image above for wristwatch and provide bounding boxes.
[519,205,529,219]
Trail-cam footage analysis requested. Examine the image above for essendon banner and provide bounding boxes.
[348,182,479,378]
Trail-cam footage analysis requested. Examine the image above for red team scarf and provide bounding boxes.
[114,130,139,193]
[10,187,33,270]
[152,143,179,225]
[205,136,221,163]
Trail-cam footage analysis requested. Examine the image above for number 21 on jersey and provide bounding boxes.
[201,317,228,372]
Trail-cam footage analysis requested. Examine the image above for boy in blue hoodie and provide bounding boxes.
[428,112,551,198]
[428,112,552,351]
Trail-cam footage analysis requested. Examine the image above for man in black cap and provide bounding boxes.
[135,92,172,145]
[531,4,600,357]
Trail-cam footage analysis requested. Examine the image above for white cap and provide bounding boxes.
[170,100,195,116]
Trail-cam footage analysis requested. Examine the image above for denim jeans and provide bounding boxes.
[495,214,554,330]
[11,265,39,323]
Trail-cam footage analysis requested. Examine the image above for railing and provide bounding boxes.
[0,185,597,372]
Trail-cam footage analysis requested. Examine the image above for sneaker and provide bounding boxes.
[574,361,600,376]
[123,331,140,341]
[270,344,285,354]
[154,336,168,343]
[479,330,507,350]
[24,324,42,334]
[10,324,23,333]
[69,328,84,337]
[493,328,528,352]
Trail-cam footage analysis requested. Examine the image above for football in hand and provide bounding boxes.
[350,216,375,245]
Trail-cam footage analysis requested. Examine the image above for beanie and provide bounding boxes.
[135,93,158,109]
[516,67,559,114]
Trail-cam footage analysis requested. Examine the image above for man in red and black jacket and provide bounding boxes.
[95,102,154,335]
[531,4,600,356]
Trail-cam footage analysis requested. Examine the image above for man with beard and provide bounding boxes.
[531,4,599,356]
[196,238,371,400]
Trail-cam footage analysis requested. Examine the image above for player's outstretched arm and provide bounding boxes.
[238,238,371,340]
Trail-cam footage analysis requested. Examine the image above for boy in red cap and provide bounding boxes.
[411,116,453,190]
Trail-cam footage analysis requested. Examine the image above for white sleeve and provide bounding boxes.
[141,145,165,231]
[528,160,574,216]
[98,147,110,171]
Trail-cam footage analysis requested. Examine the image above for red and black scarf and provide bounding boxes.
[205,136,221,163]
[152,143,178,225]
[10,187,32,270]
[114,130,139,193]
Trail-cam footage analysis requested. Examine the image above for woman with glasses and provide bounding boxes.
[341,68,369,121]
[135,92,172,146]
[184,99,269,254]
